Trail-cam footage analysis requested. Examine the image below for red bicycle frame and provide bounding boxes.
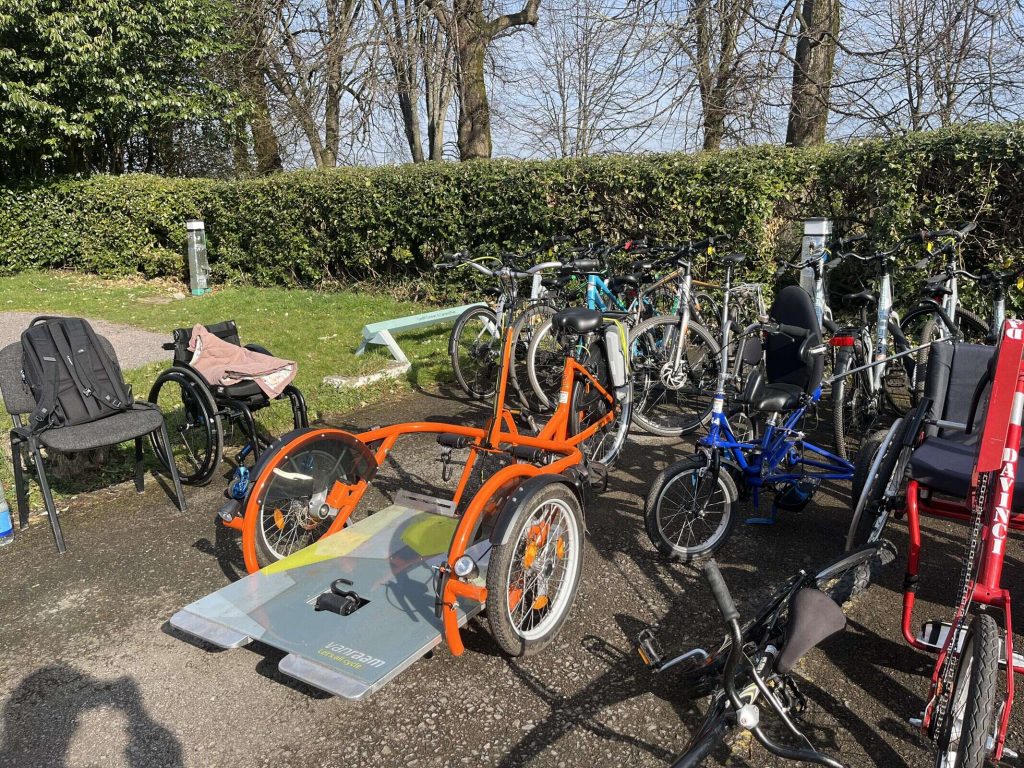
[901,319,1024,759]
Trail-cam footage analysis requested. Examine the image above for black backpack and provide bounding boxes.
[20,316,133,432]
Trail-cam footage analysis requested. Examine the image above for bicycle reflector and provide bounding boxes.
[830,335,856,347]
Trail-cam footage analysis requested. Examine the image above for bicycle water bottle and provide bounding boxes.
[0,482,14,547]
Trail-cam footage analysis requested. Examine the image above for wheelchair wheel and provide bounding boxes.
[846,418,912,552]
[567,338,631,467]
[485,483,584,657]
[149,367,222,485]
[645,455,738,561]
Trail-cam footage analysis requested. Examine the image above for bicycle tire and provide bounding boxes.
[508,303,558,411]
[933,613,1000,768]
[629,315,721,437]
[645,455,739,561]
[831,346,875,462]
[449,305,501,399]
[567,339,632,467]
[814,542,892,607]
[525,316,565,410]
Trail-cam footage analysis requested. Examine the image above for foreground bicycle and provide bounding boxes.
[637,544,891,767]
[441,248,564,403]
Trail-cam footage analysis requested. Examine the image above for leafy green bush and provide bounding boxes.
[2,123,1023,312]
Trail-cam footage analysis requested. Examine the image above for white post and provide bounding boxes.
[801,217,831,324]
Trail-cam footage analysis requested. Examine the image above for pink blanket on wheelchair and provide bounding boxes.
[188,325,297,398]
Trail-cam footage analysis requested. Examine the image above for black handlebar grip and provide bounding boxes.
[773,323,810,338]
[566,258,600,272]
[702,559,739,624]
[838,233,867,248]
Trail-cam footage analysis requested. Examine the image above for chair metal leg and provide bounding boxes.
[29,438,66,554]
[157,424,187,513]
[134,437,145,492]
[9,433,29,529]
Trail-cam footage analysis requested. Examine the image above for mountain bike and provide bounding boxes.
[441,249,563,403]
[624,237,730,437]
[636,544,891,767]
[896,223,988,400]
[523,247,687,413]
[644,284,853,562]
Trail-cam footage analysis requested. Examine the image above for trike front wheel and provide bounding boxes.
[486,483,584,657]
[933,613,1000,768]
[645,456,738,561]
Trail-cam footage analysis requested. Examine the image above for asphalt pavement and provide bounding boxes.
[0,385,1021,767]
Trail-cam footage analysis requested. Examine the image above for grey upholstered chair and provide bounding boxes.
[0,338,187,553]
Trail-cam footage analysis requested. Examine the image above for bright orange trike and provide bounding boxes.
[172,307,631,698]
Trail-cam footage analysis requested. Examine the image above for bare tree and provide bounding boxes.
[785,0,840,146]
[372,0,456,161]
[424,0,542,160]
[832,0,1024,135]
[259,0,375,167]
[500,0,682,157]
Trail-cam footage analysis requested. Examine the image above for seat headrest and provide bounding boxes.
[765,286,824,393]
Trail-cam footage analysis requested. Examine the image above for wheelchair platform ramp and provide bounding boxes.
[170,505,487,700]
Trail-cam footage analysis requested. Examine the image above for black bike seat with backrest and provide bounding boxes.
[552,307,603,335]
[908,342,1024,505]
[743,285,823,414]
[843,289,877,306]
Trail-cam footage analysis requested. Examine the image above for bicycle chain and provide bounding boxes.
[932,472,990,734]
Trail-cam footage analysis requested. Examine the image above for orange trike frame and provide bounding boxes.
[230,322,619,656]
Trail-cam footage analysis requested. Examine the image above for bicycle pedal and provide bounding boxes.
[637,629,664,669]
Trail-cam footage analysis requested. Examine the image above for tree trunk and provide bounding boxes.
[786,0,840,147]
[399,90,426,162]
[454,12,492,160]
[450,0,540,160]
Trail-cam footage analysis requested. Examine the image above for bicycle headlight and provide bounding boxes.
[453,555,478,579]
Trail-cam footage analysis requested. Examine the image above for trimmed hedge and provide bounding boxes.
[1,123,1023,307]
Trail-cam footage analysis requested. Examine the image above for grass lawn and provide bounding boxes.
[0,271,460,504]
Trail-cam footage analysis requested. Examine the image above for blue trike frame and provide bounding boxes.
[699,384,854,523]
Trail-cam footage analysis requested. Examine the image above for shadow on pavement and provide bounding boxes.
[0,664,183,768]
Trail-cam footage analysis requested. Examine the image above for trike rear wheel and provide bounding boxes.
[486,483,584,657]
[645,456,738,562]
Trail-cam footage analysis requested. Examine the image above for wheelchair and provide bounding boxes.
[847,339,1013,554]
[149,320,309,485]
